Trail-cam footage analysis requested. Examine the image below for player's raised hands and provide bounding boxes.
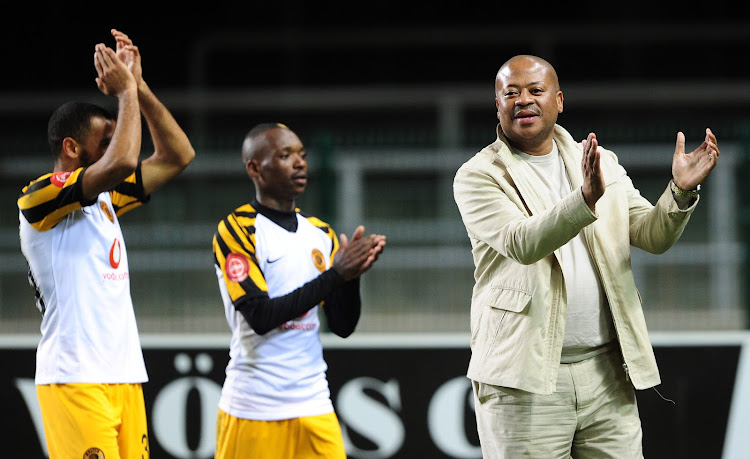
[111,29,143,84]
[94,42,136,97]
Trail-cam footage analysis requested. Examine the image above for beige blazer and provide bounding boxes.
[453,124,697,394]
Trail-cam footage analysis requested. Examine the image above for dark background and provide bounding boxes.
[7,3,750,157]
[5,3,750,92]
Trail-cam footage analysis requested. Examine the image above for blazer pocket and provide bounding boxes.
[481,288,532,357]
[485,287,532,313]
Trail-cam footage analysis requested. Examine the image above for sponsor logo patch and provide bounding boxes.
[50,171,72,188]
[225,253,249,282]
[109,239,121,269]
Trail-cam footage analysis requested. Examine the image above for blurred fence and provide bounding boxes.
[0,85,747,334]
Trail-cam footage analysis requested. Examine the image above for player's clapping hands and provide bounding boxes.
[111,29,143,85]
[93,41,136,97]
[332,225,386,281]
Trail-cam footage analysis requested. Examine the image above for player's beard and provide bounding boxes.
[79,147,93,167]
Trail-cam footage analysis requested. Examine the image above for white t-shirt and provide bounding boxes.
[515,142,616,358]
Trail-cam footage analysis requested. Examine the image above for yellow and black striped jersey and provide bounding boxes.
[18,164,149,385]
[213,202,338,304]
[212,201,344,421]
[18,166,147,232]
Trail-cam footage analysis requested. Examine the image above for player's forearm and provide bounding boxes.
[237,269,345,335]
[138,83,195,168]
[323,278,361,338]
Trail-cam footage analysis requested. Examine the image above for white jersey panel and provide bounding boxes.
[20,192,147,384]
[217,213,335,421]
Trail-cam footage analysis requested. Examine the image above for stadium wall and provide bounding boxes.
[1,331,748,458]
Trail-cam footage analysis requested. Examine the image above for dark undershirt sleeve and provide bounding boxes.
[322,278,361,338]
[235,269,351,335]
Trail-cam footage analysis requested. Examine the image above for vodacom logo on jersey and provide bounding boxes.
[110,238,122,269]
[102,238,129,281]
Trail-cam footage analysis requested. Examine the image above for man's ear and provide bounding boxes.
[245,159,259,179]
[61,137,80,160]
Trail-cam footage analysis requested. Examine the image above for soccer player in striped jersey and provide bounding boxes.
[17,29,195,459]
[213,123,386,458]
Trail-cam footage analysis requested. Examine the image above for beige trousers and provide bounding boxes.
[473,349,643,459]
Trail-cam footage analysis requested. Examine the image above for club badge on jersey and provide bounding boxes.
[312,249,326,273]
[100,201,114,223]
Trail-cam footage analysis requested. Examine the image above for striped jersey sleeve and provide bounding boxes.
[213,204,268,303]
[300,210,340,262]
[110,163,149,217]
[18,168,89,231]
[18,164,149,231]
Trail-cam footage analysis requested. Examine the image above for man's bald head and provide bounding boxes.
[495,55,560,94]
[241,122,290,164]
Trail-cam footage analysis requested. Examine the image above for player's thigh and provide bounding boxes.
[215,410,345,459]
[37,383,121,459]
[215,409,290,459]
[298,411,347,459]
[116,383,150,459]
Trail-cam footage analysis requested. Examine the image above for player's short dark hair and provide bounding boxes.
[242,122,290,163]
[245,122,289,141]
[47,101,114,158]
